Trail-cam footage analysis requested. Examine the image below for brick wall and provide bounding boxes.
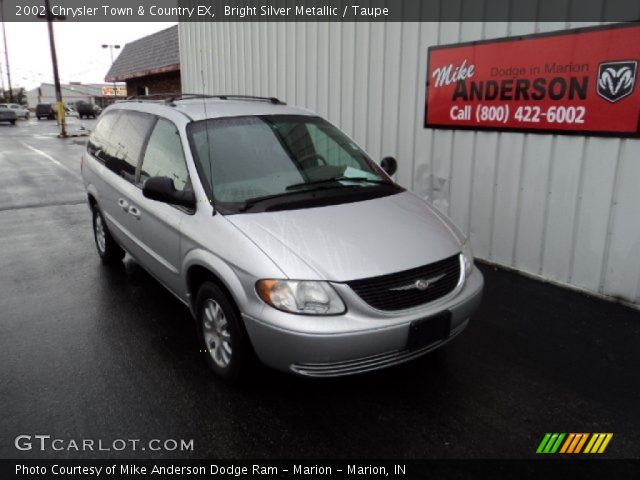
[126,71,181,97]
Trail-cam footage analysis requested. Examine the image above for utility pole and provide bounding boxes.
[0,0,13,102]
[0,53,5,100]
[40,0,66,137]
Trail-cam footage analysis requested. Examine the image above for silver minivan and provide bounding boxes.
[82,95,483,381]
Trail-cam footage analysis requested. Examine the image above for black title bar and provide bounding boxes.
[4,459,640,480]
[2,0,640,22]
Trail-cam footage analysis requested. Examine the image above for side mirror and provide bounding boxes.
[381,156,398,176]
[143,176,195,209]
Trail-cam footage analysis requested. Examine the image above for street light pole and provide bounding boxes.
[102,44,120,98]
[0,0,14,102]
[42,0,66,137]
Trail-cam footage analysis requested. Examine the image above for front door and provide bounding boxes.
[127,117,192,296]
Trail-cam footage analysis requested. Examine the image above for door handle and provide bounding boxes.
[118,198,129,211]
[128,206,141,220]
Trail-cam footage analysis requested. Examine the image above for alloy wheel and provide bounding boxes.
[202,299,232,368]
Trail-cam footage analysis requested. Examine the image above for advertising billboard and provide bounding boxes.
[425,24,640,137]
[101,86,128,97]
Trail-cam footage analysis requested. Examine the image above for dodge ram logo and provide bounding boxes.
[597,61,637,103]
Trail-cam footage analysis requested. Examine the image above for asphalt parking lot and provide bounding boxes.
[1,118,639,460]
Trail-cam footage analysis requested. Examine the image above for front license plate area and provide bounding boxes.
[407,312,451,350]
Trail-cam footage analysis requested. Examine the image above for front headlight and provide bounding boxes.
[461,239,474,277]
[256,280,346,315]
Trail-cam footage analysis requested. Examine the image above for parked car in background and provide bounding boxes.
[36,103,57,120]
[81,95,483,382]
[0,103,29,119]
[0,105,17,125]
[76,102,101,119]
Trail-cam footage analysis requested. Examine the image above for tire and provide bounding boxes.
[196,282,254,383]
[92,206,125,264]
[10,120,15,125]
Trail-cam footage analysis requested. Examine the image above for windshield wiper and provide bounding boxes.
[238,178,393,212]
[285,176,389,191]
[238,185,339,212]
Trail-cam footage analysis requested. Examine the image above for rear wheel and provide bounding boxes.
[92,206,125,264]
[196,282,254,383]
[10,120,15,125]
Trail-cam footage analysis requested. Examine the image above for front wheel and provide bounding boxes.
[196,282,254,383]
[92,206,125,264]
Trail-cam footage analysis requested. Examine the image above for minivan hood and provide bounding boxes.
[225,191,465,282]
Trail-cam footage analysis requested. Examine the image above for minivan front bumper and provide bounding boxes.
[242,267,483,377]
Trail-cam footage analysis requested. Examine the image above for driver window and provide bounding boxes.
[139,118,190,191]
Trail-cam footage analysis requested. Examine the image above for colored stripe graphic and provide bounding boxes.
[583,434,599,453]
[574,433,589,453]
[550,433,565,453]
[536,433,552,454]
[538,433,613,454]
[597,434,613,453]
[584,433,614,454]
[559,433,575,453]
[591,434,606,453]
[567,433,583,453]
[536,433,565,454]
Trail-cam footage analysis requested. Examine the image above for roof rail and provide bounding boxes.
[122,93,181,102]
[119,93,287,106]
[176,94,286,105]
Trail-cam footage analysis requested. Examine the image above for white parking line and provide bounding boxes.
[17,140,82,180]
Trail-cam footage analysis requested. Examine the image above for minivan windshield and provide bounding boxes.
[187,115,401,213]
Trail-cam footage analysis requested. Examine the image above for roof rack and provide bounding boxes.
[121,93,181,103]
[119,93,287,106]
[170,94,286,105]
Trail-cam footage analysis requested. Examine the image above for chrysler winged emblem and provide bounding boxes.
[389,273,446,292]
[597,61,637,103]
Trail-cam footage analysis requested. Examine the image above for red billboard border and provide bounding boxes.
[424,22,640,138]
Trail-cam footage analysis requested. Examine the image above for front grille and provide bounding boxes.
[346,254,461,311]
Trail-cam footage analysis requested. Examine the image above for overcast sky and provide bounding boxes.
[1,22,177,90]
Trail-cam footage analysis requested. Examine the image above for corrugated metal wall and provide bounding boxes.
[179,20,640,306]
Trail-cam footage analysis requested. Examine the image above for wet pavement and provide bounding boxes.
[1,118,639,459]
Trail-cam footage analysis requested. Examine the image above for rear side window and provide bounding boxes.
[87,111,119,162]
[139,119,190,191]
[105,111,155,183]
[88,110,155,183]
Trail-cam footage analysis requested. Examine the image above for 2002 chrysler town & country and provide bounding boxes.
[81,95,484,382]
